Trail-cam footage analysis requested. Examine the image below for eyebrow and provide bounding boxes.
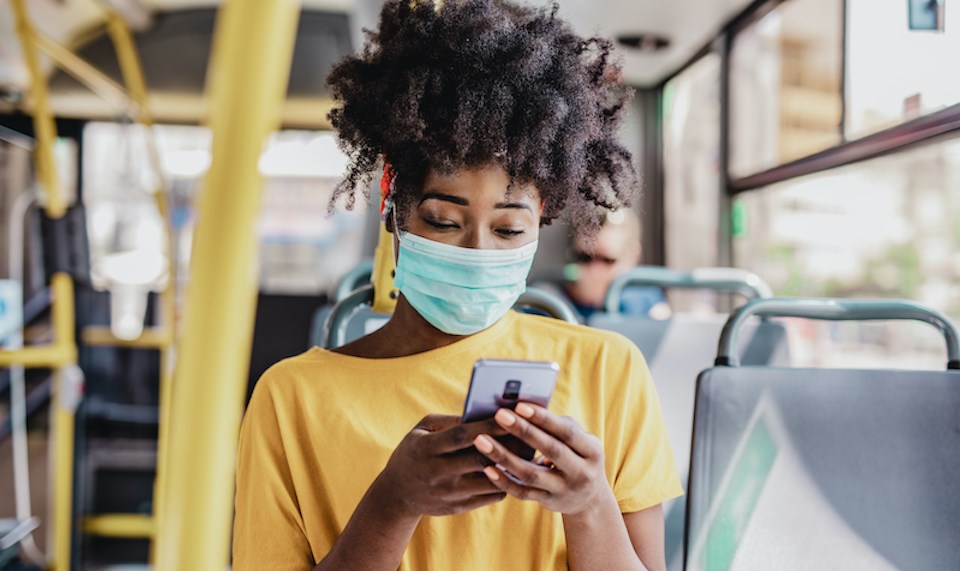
[420,192,534,213]
[420,192,469,206]
[494,201,533,213]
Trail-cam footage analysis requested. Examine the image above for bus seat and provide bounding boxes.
[584,267,787,570]
[686,298,960,571]
[310,301,390,349]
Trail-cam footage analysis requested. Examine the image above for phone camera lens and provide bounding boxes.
[503,380,521,400]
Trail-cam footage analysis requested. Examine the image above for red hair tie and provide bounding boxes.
[379,162,396,220]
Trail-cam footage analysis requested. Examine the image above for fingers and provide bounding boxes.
[507,404,600,459]
[489,408,580,471]
[414,414,461,433]
[482,465,551,503]
[420,472,503,511]
[443,449,492,475]
[453,472,504,497]
[450,491,508,514]
[426,417,508,454]
[473,434,564,492]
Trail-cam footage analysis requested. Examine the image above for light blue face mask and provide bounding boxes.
[394,231,538,335]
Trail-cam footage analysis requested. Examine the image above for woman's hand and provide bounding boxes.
[473,404,611,515]
[374,414,509,519]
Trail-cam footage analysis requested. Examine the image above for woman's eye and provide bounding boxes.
[425,219,459,230]
[496,228,525,237]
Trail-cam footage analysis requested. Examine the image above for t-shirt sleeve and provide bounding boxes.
[233,374,315,570]
[604,339,685,513]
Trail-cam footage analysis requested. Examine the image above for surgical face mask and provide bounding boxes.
[393,231,538,335]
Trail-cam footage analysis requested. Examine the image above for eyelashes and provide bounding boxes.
[423,218,526,237]
[425,219,458,230]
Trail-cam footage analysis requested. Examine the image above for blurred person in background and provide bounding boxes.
[561,208,670,322]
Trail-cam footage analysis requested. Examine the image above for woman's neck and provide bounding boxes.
[331,296,467,359]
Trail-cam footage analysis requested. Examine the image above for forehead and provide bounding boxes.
[575,225,629,253]
[421,165,540,203]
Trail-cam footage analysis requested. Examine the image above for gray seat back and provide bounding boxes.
[588,268,785,570]
[589,313,789,482]
[686,366,960,571]
[686,298,960,570]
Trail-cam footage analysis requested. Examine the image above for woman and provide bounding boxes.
[233,1,682,569]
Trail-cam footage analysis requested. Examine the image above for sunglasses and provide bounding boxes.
[573,251,618,265]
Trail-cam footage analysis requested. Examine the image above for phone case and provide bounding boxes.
[461,359,560,422]
[461,359,559,462]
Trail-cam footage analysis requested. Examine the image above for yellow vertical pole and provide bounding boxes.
[102,8,177,555]
[10,1,78,570]
[153,1,301,569]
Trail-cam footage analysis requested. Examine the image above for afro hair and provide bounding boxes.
[326,0,640,229]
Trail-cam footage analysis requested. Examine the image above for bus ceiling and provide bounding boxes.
[0,0,756,127]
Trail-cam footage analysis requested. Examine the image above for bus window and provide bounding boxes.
[729,0,843,178]
[733,136,960,370]
[83,123,368,307]
[846,0,960,139]
[664,54,722,312]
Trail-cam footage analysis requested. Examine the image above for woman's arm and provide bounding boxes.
[475,404,665,570]
[624,505,667,571]
[561,490,652,570]
[313,414,507,570]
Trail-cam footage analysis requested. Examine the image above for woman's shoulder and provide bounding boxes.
[253,347,341,396]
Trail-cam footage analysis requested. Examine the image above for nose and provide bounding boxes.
[461,229,496,250]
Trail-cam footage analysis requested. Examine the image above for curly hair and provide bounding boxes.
[326,0,639,229]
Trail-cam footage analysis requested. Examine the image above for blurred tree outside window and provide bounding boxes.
[733,136,960,370]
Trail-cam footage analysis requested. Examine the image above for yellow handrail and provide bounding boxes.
[370,225,398,314]
[9,1,81,570]
[153,1,302,568]
[81,514,154,538]
[98,7,178,558]
[11,1,63,218]
[32,31,136,113]
[98,3,176,356]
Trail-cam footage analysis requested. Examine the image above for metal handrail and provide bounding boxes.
[324,285,579,348]
[334,260,374,301]
[517,287,578,324]
[715,298,960,370]
[325,285,376,349]
[603,266,773,314]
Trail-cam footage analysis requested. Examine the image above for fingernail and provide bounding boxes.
[474,435,494,454]
[495,409,516,426]
[483,466,500,481]
[515,403,535,418]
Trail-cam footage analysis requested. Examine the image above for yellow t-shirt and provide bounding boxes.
[233,311,683,570]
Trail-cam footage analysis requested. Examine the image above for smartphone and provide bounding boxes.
[462,359,559,461]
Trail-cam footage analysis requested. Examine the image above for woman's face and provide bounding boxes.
[401,164,542,250]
